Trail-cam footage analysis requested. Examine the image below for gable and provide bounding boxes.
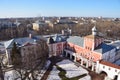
[4,39,15,49]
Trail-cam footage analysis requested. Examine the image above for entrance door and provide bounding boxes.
[67,53,70,59]
[72,55,75,60]
[63,51,66,57]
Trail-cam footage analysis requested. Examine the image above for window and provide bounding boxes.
[115,69,117,72]
[80,53,82,56]
[103,66,105,69]
[89,48,91,50]
[91,57,94,60]
[90,48,92,51]
[85,54,87,57]
[23,48,25,50]
[28,47,30,51]
[88,47,89,50]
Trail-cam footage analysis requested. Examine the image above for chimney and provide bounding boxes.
[29,33,32,38]
[62,30,65,35]
[69,29,72,35]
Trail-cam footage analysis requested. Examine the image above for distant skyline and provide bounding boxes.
[0,0,120,18]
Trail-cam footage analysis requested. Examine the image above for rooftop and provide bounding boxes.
[67,36,84,47]
[109,40,120,50]
[100,60,120,69]
[4,37,37,49]
[85,34,102,39]
[94,43,115,54]
[2,34,67,49]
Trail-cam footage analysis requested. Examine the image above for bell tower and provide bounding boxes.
[84,26,104,51]
[92,26,97,36]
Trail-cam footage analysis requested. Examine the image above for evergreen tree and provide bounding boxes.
[11,42,21,66]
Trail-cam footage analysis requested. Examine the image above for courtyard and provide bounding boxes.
[47,59,91,80]
[40,56,107,80]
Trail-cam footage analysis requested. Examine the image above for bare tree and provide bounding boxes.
[10,39,49,80]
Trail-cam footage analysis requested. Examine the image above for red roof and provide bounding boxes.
[100,60,120,69]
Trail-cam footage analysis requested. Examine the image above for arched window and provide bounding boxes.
[91,57,94,61]
[80,53,82,56]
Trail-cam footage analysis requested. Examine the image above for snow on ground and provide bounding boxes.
[79,75,91,80]
[47,66,61,80]
[45,60,51,68]
[56,59,88,78]
[4,70,21,80]
[37,60,51,80]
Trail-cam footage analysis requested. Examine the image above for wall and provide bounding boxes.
[84,37,94,50]
[33,23,39,31]
[96,61,120,80]
[48,42,66,57]
[102,48,116,63]
[67,42,102,62]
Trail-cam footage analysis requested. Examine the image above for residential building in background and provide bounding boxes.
[32,20,48,31]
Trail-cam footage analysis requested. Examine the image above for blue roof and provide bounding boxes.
[109,40,120,49]
[42,34,66,43]
[4,37,38,49]
[53,34,66,42]
[94,43,115,54]
[67,36,84,47]
[34,35,47,41]
[15,38,36,46]
[3,34,66,49]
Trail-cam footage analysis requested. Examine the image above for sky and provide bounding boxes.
[0,0,120,18]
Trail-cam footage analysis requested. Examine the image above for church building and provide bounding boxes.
[63,26,116,63]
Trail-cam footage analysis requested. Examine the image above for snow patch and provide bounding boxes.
[37,60,51,80]
[79,75,91,80]
[4,70,21,80]
[56,59,88,78]
[47,66,61,80]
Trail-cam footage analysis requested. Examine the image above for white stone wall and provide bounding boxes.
[118,73,120,80]
[96,61,120,79]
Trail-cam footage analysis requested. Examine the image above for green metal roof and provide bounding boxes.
[67,36,84,47]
